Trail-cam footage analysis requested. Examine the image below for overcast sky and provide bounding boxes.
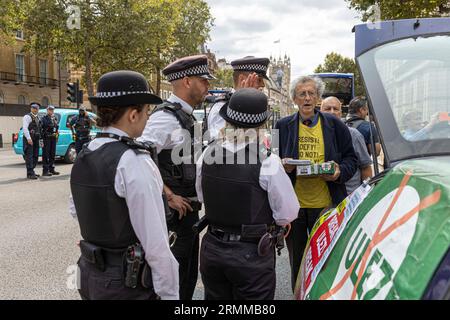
[205,0,364,79]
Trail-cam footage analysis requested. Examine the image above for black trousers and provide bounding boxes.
[23,137,39,176]
[200,232,276,300]
[170,210,199,300]
[285,207,323,291]
[77,256,158,300]
[42,137,57,173]
[75,136,90,154]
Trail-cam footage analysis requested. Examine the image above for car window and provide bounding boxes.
[66,113,97,129]
[358,35,450,162]
[38,111,61,123]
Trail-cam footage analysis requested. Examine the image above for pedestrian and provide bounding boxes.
[40,105,60,176]
[345,96,381,156]
[22,102,42,179]
[321,97,372,194]
[275,75,357,290]
[197,88,299,300]
[70,70,179,300]
[207,56,270,141]
[69,106,96,154]
[139,55,215,300]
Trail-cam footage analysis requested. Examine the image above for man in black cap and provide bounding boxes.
[68,105,96,154]
[139,54,215,300]
[41,105,60,176]
[22,102,42,179]
[206,56,270,141]
[70,70,179,300]
[196,88,299,299]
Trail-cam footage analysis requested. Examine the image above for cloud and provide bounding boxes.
[205,0,363,78]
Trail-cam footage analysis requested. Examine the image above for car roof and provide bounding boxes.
[38,108,95,115]
[355,17,450,57]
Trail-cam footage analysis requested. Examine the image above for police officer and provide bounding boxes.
[139,55,215,300]
[69,106,96,154]
[196,88,299,299]
[41,105,60,176]
[207,56,270,141]
[22,102,42,179]
[69,70,179,300]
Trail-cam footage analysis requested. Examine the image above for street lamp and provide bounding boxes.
[56,52,62,107]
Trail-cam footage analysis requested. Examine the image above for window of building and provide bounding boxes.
[39,59,48,85]
[15,30,24,40]
[15,54,25,82]
[18,95,26,105]
[41,96,50,106]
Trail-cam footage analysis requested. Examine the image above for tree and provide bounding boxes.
[1,0,213,96]
[211,68,234,89]
[346,0,450,21]
[315,52,365,97]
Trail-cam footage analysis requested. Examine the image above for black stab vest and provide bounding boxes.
[28,113,41,139]
[153,101,197,197]
[74,115,91,136]
[201,143,273,232]
[42,114,59,136]
[70,141,139,249]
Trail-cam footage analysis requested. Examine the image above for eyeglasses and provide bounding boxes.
[296,91,317,98]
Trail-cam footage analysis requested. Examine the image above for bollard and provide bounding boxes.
[0,133,3,148]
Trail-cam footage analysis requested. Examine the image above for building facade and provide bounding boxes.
[0,32,68,146]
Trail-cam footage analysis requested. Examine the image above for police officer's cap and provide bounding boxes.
[47,105,55,110]
[88,70,163,107]
[231,56,270,80]
[163,55,216,82]
[219,88,269,128]
[30,102,41,109]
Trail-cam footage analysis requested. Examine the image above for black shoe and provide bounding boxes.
[27,174,38,180]
[49,170,60,175]
[35,173,40,177]
[42,172,53,177]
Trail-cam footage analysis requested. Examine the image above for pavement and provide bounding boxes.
[0,147,293,300]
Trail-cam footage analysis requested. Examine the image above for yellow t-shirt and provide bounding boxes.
[295,117,332,208]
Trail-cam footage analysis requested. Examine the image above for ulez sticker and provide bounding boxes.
[302,169,444,300]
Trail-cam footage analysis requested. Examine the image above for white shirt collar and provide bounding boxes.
[167,93,193,115]
[102,126,129,138]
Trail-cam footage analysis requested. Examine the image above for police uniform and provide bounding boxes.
[69,70,179,300]
[196,89,299,300]
[207,57,270,141]
[139,55,215,300]
[22,103,42,179]
[70,106,94,154]
[41,105,60,176]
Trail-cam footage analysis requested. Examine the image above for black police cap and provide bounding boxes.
[88,70,162,107]
[219,88,269,128]
[163,55,216,82]
[231,56,270,80]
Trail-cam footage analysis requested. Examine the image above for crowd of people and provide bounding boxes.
[67,54,380,300]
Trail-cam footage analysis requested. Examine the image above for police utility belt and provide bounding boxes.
[79,240,154,290]
[207,223,287,257]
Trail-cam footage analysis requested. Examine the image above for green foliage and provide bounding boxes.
[211,68,234,89]
[1,0,213,96]
[346,0,450,21]
[315,52,365,97]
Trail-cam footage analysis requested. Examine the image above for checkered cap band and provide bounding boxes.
[227,108,268,124]
[166,64,210,81]
[233,64,268,73]
[95,91,152,98]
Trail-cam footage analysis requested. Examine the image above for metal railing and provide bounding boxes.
[0,71,58,87]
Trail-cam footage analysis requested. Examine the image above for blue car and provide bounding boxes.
[13,108,98,163]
